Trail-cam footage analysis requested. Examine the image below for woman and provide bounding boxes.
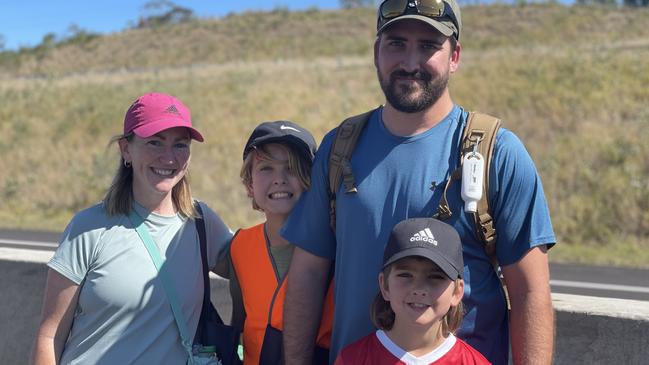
[31,92,232,365]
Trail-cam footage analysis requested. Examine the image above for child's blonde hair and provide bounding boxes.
[370,262,464,335]
[240,143,312,211]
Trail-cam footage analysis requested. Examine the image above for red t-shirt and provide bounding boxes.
[334,331,491,365]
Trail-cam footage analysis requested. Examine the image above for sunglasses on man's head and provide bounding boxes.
[378,0,459,39]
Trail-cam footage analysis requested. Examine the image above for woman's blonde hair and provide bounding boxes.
[240,143,312,211]
[103,133,196,218]
[371,263,464,335]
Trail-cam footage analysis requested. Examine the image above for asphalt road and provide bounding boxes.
[1,228,648,301]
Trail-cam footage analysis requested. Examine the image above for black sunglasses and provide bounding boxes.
[378,0,459,39]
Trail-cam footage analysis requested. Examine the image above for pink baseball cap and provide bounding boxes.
[123,92,204,142]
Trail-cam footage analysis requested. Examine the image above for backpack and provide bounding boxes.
[327,108,509,305]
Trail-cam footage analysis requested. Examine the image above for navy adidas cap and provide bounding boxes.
[383,218,464,280]
[242,120,317,163]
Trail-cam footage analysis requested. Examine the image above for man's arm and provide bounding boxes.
[502,245,554,365]
[283,247,332,365]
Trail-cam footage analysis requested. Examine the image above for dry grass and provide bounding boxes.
[0,57,379,231]
[1,4,648,267]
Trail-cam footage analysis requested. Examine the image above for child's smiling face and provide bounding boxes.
[379,256,464,329]
[247,143,305,220]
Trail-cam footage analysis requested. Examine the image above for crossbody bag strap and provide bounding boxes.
[193,202,212,318]
[128,211,195,360]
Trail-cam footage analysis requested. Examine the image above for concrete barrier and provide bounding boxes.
[552,293,649,365]
[1,254,648,365]
[0,259,48,365]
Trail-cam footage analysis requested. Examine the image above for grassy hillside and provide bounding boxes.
[1,4,648,267]
[0,7,376,77]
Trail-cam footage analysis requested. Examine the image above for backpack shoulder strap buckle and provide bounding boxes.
[328,108,378,230]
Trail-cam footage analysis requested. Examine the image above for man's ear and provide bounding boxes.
[449,41,461,73]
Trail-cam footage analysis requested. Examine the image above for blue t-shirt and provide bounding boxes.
[281,106,555,365]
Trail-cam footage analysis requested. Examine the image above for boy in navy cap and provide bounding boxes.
[218,121,334,365]
[335,218,490,365]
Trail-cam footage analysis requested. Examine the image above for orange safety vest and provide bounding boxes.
[231,224,334,365]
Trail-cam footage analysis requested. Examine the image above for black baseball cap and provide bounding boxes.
[383,217,464,280]
[242,120,317,163]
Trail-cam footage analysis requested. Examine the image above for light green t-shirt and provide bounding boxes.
[48,201,232,365]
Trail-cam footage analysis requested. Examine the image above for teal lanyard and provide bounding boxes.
[128,210,195,361]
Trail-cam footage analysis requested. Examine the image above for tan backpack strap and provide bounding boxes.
[328,109,376,231]
[463,112,501,263]
[464,112,509,309]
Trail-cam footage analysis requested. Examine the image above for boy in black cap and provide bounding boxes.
[219,121,333,365]
[334,218,490,365]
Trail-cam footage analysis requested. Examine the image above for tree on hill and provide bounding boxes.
[61,25,99,45]
[137,0,194,28]
[28,26,97,59]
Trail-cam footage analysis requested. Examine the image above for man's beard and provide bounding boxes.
[378,68,449,113]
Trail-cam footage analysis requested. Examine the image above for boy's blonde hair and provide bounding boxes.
[240,143,312,211]
[103,133,196,218]
[370,262,464,335]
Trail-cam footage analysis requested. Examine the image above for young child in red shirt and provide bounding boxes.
[334,218,491,365]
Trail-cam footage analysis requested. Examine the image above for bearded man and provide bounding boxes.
[281,1,556,364]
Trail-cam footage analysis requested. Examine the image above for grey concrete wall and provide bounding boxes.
[1,259,648,365]
[552,293,649,365]
[0,260,48,365]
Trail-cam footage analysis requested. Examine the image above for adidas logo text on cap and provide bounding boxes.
[410,228,438,245]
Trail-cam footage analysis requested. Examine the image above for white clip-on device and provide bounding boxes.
[461,138,484,213]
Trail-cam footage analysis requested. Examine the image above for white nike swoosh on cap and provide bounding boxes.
[280,125,300,132]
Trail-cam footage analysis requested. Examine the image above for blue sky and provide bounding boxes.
[0,0,342,50]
